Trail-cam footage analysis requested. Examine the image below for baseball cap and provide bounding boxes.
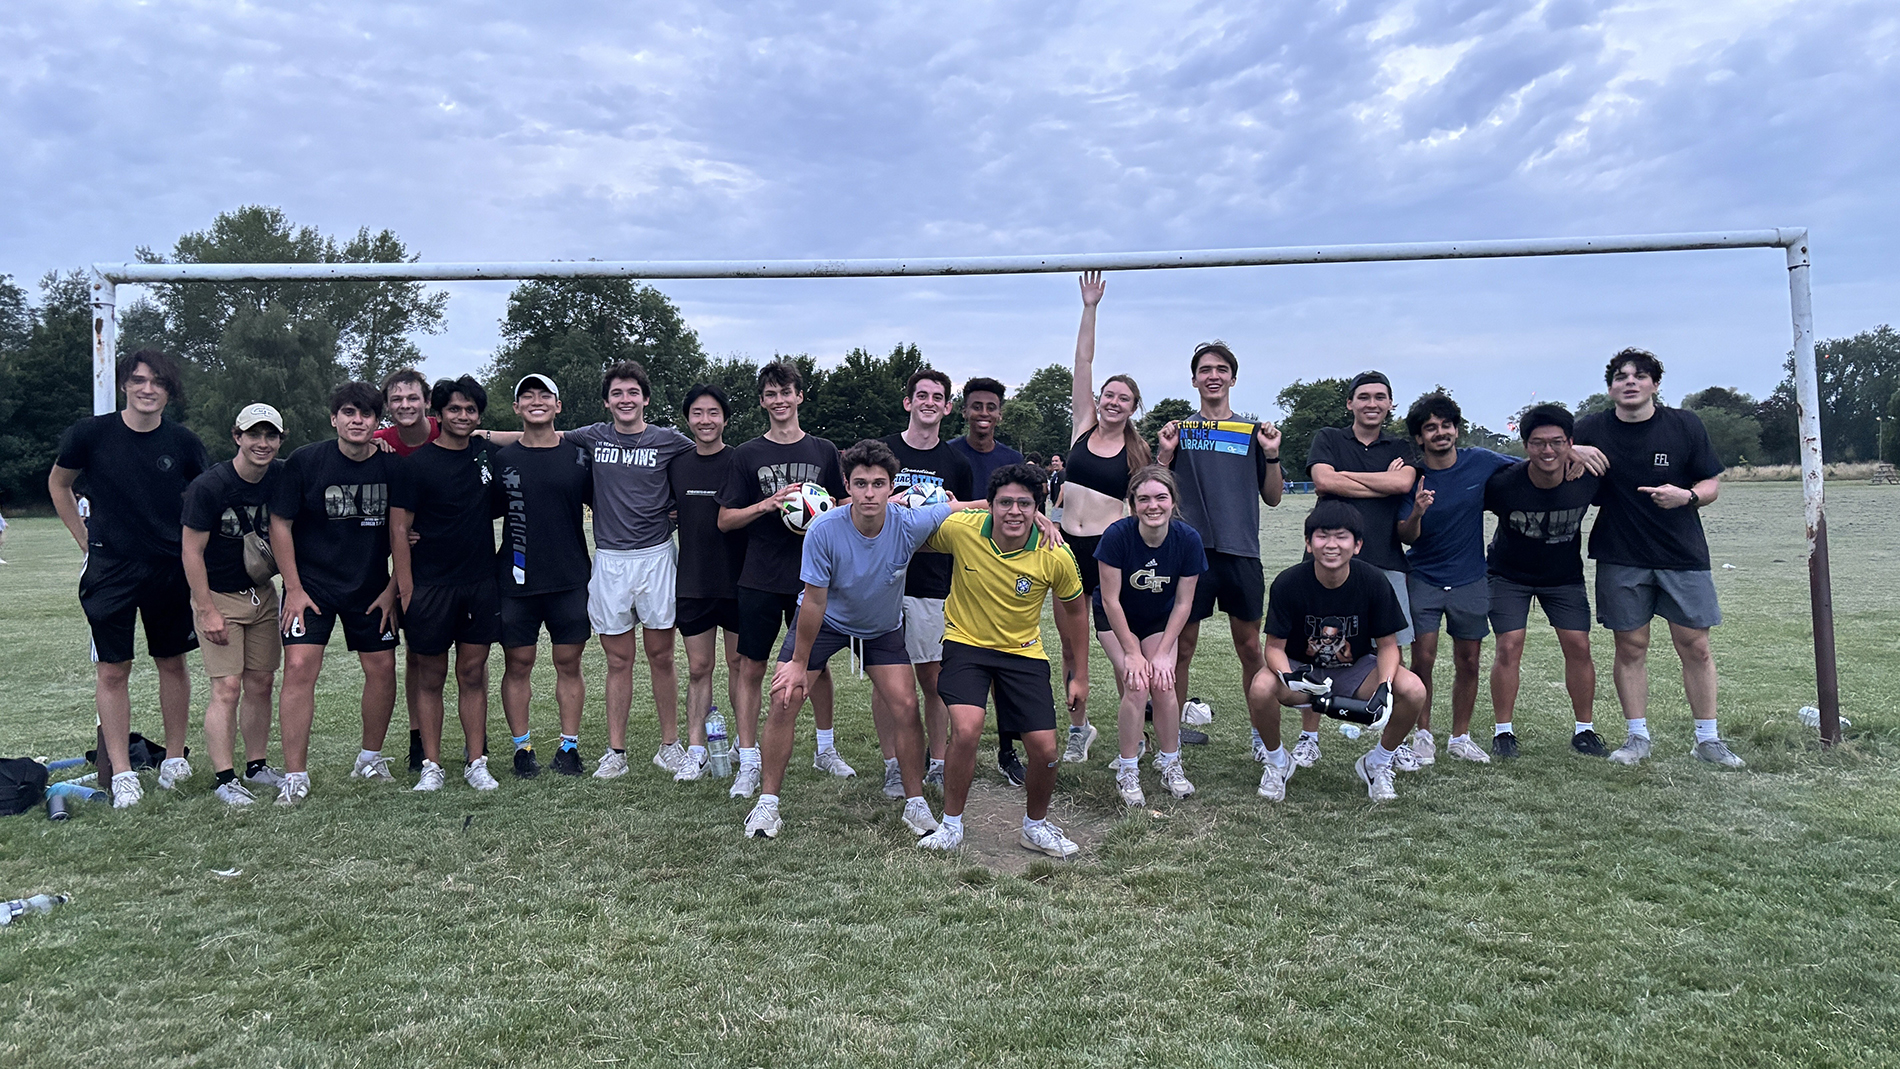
[234,403,284,432]
[515,374,560,398]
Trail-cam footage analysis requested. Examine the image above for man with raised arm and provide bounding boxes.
[668,384,748,781]
[49,348,210,807]
[1573,349,1737,768]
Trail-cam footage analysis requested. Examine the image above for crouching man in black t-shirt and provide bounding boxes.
[1246,501,1427,803]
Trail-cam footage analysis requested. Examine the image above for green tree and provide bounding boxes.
[798,344,925,447]
[1138,397,1195,452]
[1682,387,1765,467]
[482,278,707,432]
[1576,392,1612,417]
[1762,327,1900,462]
[699,356,766,444]
[1883,387,1900,463]
[1007,364,1074,460]
[0,273,96,506]
[1274,378,1353,479]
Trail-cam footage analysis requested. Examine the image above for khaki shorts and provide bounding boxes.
[200,586,283,678]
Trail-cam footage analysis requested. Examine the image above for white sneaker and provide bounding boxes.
[1019,821,1080,858]
[813,748,857,778]
[1156,758,1195,799]
[464,755,500,791]
[1447,736,1492,763]
[901,797,940,836]
[729,763,762,798]
[110,770,144,809]
[351,752,394,782]
[917,823,964,851]
[1062,723,1098,763]
[744,798,782,838]
[1392,744,1421,774]
[214,780,257,807]
[413,760,446,792]
[924,758,945,787]
[1411,729,1437,766]
[881,759,904,799]
[1291,736,1322,768]
[157,756,193,789]
[1251,729,1270,764]
[1257,760,1290,801]
[243,763,287,789]
[652,741,687,774]
[1114,759,1146,807]
[593,750,629,779]
[674,752,708,782]
[274,771,310,806]
[1355,752,1398,803]
[1181,698,1213,726]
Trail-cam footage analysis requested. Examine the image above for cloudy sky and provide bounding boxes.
[4,0,1895,427]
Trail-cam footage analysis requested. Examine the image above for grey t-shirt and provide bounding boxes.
[799,502,958,638]
[1167,416,1272,559]
[567,422,694,551]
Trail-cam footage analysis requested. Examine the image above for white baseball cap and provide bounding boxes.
[515,374,560,398]
[234,403,284,432]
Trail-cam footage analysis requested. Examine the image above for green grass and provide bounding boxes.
[2,482,1898,1067]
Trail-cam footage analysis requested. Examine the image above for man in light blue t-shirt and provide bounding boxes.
[744,438,962,843]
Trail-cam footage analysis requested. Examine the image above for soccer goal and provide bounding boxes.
[87,227,1840,742]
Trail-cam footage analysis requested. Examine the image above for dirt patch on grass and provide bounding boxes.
[953,778,1117,875]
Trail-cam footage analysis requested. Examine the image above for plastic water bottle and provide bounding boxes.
[706,707,732,779]
[0,893,69,926]
[1797,706,1851,728]
[46,781,108,803]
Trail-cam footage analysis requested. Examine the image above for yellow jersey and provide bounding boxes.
[924,511,1083,660]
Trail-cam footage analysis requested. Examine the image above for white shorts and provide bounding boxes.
[588,542,678,635]
[902,596,947,664]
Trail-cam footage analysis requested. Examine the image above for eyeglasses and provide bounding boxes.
[1525,438,1567,453]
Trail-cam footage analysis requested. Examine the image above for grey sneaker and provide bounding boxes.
[1410,729,1436,766]
[881,759,904,799]
[744,798,782,838]
[1062,723,1098,763]
[652,741,688,774]
[274,771,310,807]
[900,797,939,836]
[1447,735,1492,763]
[729,763,762,798]
[1392,744,1421,773]
[917,823,963,851]
[243,763,287,789]
[593,750,629,780]
[350,752,394,782]
[1692,738,1746,769]
[1019,821,1080,858]
[1114,760,1145,807]
[110,770,144,809]
[813,748,857,778]
[1156,757,1195,799]
[1609,734,1653,766]
[157,756,194,790]
[214,779,256,807]
[1291,736,1321,768]
[1354,752,1398,803]
[1257,760,1290,801]
[924,758,945,788]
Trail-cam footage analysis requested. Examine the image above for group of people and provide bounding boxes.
[47,272,1738,857]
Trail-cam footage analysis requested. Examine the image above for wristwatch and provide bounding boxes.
[1687,489,1701,507]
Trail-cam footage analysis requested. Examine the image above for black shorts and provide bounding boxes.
[79,555,198,664]
[1068,533,1103,596]
[736,587,800,661]
[501,588,591,648]
[776,617,908,669]
[284,600,400,653]
[1189,550,1264,624]
[403,580,502,655]
[677,596,743,638]
[937,640,1056,734]
[1090,589,1169,639]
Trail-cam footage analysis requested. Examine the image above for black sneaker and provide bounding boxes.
[1492,731,1520,759]
[1179,729,1210,746]
[551,747,583,776]
[998,749,1027,787]
[1571,729,1609,757]
[408,730,424,773]
[513,746,540,779]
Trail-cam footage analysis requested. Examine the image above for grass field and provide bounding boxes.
[2,482,1897,1068]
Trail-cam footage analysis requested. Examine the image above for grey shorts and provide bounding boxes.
[1407,575,1490,641]
[1377,566,1415,647]
[1287,656,1381,703]
[1594,563,1721,632]
[1488,577,1591,634]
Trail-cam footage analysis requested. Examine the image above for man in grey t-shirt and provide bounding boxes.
[567,360,694,781]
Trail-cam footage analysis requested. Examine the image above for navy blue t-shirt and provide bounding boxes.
[950,437,1024,500]
[1402,447,1518,588]
[1093,517,1205,634]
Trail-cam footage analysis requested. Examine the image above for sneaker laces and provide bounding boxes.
[358,754,392,779]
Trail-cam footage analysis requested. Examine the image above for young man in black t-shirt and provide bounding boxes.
[668,384,748,781]
[271,382,403,806]
[716,361,850,798]
[877,368,976,795]
[1481,405,1608,762]
[1574,349,1737,768]
[181,403,289,806]
[50,349,211,807]
[391,376,505,793]
[491,374,595,778]
[1247,501,1426,803]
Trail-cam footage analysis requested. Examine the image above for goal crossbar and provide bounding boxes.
[83,227,1842,743]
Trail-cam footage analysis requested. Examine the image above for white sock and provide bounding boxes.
[1493,722,1514,737]
[1265,746,1289,769]
[1573,722,1592,736]
[1627,717,1650,739]
[942,813,963,833]
[1158,749,1180,765]
[1451,733,1472,745]
[759,793,779,807]
[688,745,706,760]
[928,757,944,769]
[357,748,380,763]
[1022,815,1047,831]
[1366,744,1395,770]
[739,747,761,769]
[816,728,835,752]
[1694,719,1719,743]
[1299,730,1319,743]
[906,795,926,807]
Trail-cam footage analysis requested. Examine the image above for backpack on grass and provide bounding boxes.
[0,757,49,816]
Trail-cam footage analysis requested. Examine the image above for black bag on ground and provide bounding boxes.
[85,731,181,779]
[0,757,50,816]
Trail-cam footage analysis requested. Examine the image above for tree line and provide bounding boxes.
[3,205,1896,508]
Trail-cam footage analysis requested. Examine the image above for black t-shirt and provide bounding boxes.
[670,447,747,600]
[390,441,500,587]
[1574,407,1724,570]
[1483,463,1597,587]
[490,438,593,596]
[1306,426,1417,572]
[272,441,396,612]
[1264,558,1408,671]
[880,433,976,599]
[182,460,284,593]
[716,434,846,595]
[55,414,210,562]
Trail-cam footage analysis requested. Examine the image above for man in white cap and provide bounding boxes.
[181,403,291,805]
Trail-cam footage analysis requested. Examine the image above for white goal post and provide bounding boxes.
[87,227,1841,743]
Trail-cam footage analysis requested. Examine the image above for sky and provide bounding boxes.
[3,0,1895,428]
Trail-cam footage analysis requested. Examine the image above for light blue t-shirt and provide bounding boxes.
[799,501,959,638]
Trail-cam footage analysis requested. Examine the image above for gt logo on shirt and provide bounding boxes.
[1129,562,1171,593]
[1653,453,1670,467]
[1014,575,1032,596]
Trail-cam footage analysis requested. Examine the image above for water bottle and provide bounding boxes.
[706,707,732,779]
[46,781,108,803]
[1797,706,1851,728]
[0,893,69,926]
[46,795,70,821]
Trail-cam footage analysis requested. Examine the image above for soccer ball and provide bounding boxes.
[899,481,952,509]
[780,482,835,533]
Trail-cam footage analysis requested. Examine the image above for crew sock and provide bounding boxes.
[941,813,964,834]
[215,768,237,786]
[1299,730,1319,744]
[739,747,761,770]
[1493,721,1514,737]
[559,734,579,752]
[1627,717,1650,740]
[1265,747,1289,770]
[1694,719,1720,743]
[512,732,532,751]
[245,758,268,777]
[816,728,835,752]
[1574,721,1593,736]
[1366,744,1396,770]
[759,793,779,808]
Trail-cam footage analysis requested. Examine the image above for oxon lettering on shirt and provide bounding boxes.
[755,462,824,496]
[1177,419,1254,456]
[324,483,387,525]
[594,444,663,468]
[1508,506,1587,544]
